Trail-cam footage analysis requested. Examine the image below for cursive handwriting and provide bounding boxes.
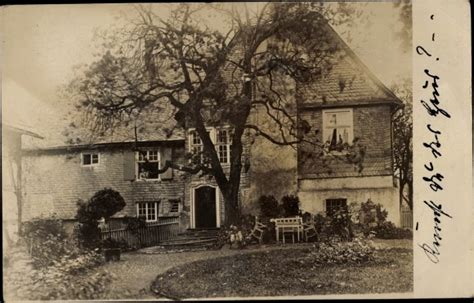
[417,14,452,265]
[418,201,453,263]
[421,69,451,118]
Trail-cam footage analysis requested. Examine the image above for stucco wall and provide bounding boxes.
[298,176,400,226]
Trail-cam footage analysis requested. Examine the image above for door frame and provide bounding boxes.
[190,184,221,228]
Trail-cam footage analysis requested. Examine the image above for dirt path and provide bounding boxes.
[99,239,411,299]
[100,244,313,299]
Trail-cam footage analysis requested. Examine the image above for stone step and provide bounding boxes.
[161,236,217,243]
[159,238,217,248]
[178,231,220,237]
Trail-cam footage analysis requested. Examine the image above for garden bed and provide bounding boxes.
[151,246,413,299]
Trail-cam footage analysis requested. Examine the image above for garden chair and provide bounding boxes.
[302,217,318,242]
[246,216,267,245]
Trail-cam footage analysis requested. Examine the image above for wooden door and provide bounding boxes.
[194,186,217,228]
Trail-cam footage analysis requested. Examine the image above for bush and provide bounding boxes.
[313,209,354,242]
[258,195,281,219]
[21,217,70,268]
[357,199,388,235]
[351,199,411,239]
[75,188,126,249]
[298,237,375,265]
[4,241,111,300]
[373,221,413,239]
[281,195,300,217]
[86,188,126,220]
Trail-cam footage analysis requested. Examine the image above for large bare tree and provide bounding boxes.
[67,3,365,225]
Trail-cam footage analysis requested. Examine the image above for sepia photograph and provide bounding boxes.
[2,1,430,300]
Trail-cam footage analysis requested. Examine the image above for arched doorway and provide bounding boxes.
[192,185,220,228]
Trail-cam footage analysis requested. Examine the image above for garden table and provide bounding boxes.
[270,217,303,244]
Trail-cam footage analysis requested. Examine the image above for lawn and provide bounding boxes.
[150,243,413,299]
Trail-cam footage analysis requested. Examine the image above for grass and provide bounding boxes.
[151,244,413,299]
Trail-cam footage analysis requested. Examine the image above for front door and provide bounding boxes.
[194,186,217,228]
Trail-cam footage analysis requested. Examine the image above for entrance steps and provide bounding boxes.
[155,228,220,251]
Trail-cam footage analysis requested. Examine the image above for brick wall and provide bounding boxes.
[21,144,187,222]
[298,104,393,178]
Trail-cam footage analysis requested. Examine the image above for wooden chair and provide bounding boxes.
[247,216,267,245]
[302,218,318,242]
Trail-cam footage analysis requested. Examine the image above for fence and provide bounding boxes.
[101,219,179,248]
[401,209,413,229]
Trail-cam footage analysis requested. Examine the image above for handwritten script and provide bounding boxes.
[416,14,452,264]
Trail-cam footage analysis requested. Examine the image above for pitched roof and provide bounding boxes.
[298,23,403,109]
[23,103,186,151]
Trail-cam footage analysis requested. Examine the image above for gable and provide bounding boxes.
[297,24,402,109]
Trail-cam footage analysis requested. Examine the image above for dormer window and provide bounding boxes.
[82,153,99,166]
[322,108,353,153]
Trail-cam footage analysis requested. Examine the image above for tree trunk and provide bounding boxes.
[223,188,241,227]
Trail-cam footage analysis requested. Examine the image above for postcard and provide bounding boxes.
[1,1,472,300]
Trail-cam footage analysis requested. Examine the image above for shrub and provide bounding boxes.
[313,209,354,242]
[75,202,103,250]
[298,237,375,265]
[258,195,281,219]
[373,221,413,239]
[21,217,70,268]
[75,188,126,249]
[4,241,111,300]
[281,195,300,217]
[351,199,411,239]
[358,199,388,235]
[86,188,126,220]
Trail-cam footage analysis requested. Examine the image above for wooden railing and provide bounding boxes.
[101,219,179,248]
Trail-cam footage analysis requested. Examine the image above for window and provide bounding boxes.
[137,202,159,222]
[322,109,353,152]
[136,150,160,180]
[190,130,204,156]
[82,153,99,166]
[169,199,180,213]
[325,199,348,217]
[216,129,231,164]
[188,128,232,164]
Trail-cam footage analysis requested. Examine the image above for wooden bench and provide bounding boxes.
[270,217,303,244]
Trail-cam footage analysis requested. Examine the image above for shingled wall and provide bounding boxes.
[21,143,187,223]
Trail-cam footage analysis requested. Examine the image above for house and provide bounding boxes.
[21,124,252,232]
[20,19,404,232]
[295,25,403,225]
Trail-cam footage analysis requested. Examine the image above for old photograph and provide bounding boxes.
[2,1,416,300]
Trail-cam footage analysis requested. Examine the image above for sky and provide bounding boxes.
[1,2,411,147]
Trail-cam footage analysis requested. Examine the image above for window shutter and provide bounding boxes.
[161,147,173,180]
[123,151,136,181]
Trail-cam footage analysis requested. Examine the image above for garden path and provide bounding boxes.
[99,239,411,299]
